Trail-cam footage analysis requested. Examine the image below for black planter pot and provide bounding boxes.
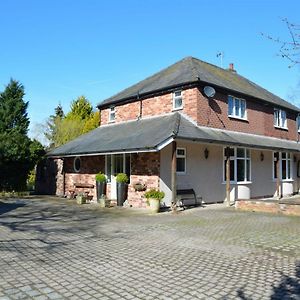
[117,182,128,206]
[96,181,106,200]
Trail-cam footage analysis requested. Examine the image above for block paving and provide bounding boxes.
[0,197,299,299]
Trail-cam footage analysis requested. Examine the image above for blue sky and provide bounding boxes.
[0,0,299,142]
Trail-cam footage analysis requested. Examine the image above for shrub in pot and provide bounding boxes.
[95,172,107,201]
[133,182,147,192]
[76,193,87,205]
[99,195,111,208]
[144,189,165,213]
[116,173,128,206]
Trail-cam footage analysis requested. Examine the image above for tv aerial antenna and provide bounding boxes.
[216,52,224,68]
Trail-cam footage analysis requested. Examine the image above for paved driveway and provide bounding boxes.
[0,197,299,300]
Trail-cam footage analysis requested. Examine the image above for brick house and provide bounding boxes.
[38,57,300,207]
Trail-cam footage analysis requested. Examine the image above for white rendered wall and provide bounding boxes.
[160,142,299,206]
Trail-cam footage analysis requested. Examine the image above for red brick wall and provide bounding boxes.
[197,90,297,140]
[64,156,105,199]
[59,153,160,207]
[100,88,198,126]
[128,152,160,208]
[100,87,298,141]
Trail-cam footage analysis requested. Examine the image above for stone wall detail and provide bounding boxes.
[236,199,300,216]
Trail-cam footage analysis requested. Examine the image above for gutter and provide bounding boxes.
[47,147,159,159]
[175,136,300,153]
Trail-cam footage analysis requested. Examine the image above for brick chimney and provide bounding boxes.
[228,63,237,73]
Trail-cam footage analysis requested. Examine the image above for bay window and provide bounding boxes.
[273,152,292,181]
[223,147,251,183]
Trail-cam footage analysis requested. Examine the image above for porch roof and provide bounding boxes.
[47,113,180,157]
[47,112,300,157]
[177,115,300,152]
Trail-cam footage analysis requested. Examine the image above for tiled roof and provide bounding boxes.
[47,113,300,157]
[98,56,299,112]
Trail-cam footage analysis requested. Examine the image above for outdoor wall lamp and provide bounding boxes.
[204,148,209,159]
[260,152,264,161]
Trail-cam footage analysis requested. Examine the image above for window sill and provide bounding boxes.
[228,115,248,122]
[108,120,116,124]
[272,179,294,183]
[222,181,252,185]
[172,107,183,112]
[274,125,288,131]
[176,172,186,175]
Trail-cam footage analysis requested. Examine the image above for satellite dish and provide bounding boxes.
[203,86,216,98]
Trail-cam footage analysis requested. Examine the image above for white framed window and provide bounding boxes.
[228,96,247,119]
[173,90,183,110]
[109,106,116,122]
[223,147,251,183]
[273,152,292,181]
[176,148,186,174]
[73,156,81,173]
[274,108,287,129]
[297,115,300,132]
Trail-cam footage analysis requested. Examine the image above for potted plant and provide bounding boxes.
[99,195,111,208]
[116,173,128,206]
[76,192,87,205]
[95,171,107,201]
[144,189,165,213]
[133,182,147,192]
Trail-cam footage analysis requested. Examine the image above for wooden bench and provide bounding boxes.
[74,183,94,189]
[69,183,95,200]
[176,189,201,209]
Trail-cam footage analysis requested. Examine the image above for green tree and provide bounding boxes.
[66,96,93,120]
[46,96,100,147]
[82,110,100,133]
[29,139,45,169]
[0,79,29,134]
[45,104,65,148]
[0,79,44,191]
[55,117,86,146]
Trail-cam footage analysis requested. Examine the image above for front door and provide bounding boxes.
[106,154,131,199]
[110,154,124,199]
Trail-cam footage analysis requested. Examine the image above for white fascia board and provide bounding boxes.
[49,148,158,158]
[156,137,174,151]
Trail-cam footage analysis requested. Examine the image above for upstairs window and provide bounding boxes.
[297,115,300,132]
[173,90,183,110]
[109,106,116,122]
[228,96,246,119]
[176,148,186,174]
[274,108,287,129]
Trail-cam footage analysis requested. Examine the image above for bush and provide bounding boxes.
[116,173,129,183]
[27,169,35,191]
[133,182,147,192]
[95,172,106,182]
[144,189,165,201]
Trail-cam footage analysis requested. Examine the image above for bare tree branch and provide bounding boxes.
[262,18,300,67]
